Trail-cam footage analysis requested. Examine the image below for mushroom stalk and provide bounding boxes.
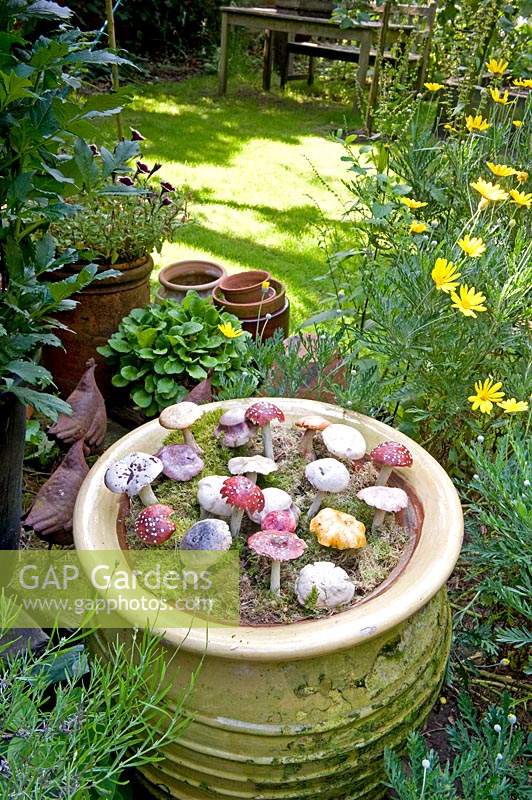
[270,560,281,595]
[230,507,245,537]
[199,506,208,520]
[375,465,393,486]
[183,428,203,454]
[307,490,324,520]
[300,429,316,461]
[139,485,158,506]
[262,423,274,460]
[372,508,387,531]
[246,471,258,484]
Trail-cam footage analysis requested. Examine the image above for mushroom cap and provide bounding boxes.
[156,444,204,481]
[220,476,265,513]
[134,504,176,545]
[228,455,278,477]
[219,407,247,426]
[357,485,409,513]
[197,475,232,518]
[180,519,232,551]
[248,487,293,524]
[104,452,163,497]
[245,401,285,427]
[159,401,203,431]
[305,458,350,494]
[295,414,330,432]
[261,509,298,533]
[247,530,307,561]
[322,424,366,461]
[295,561,355,609]
[370,441,413,468]
[214,421,252,448]
[309,507,366,549]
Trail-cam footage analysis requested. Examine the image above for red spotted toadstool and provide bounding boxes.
[294,414,330,461]
[159,401,204,454]
[370,441,413,486]
[247,530,307,595]
[104,452,163,506]
[220,475,265,537]
[357,485,409,530]
[134,504,176,545]
[305,458,350,519]
[244,401,285,460]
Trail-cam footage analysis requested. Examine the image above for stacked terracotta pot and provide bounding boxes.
[213,270,290,340]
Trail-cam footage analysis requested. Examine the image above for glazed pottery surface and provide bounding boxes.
[219,269,270,304]
[74,398,463,800]
[158,260,226,302]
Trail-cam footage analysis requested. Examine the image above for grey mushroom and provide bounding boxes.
[180,519,232,551]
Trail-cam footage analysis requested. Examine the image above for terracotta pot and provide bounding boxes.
[157,260,226,303]
[213,278,286,319]
[218,269,270,304]
[42,255,154,400]
[240,298,290,340]
[74,398,463,800]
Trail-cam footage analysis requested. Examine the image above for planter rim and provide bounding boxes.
[159,260,226,292]
[73,397,463,661]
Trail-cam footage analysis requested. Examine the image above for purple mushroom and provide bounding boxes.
[214,407,255,448]
[156,444,204,481]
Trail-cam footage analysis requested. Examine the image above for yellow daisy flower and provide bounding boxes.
[513,78,532,88]
[431,258,461,293]
[470,177,508,205]
[516,171,529,183]
[485,58,508,76]
[509,189,532,208]
[457,234,486,258]
[443,122,458,133]
[424,82,444,91]
[218,321,243,339]
[486,161,516,177]
[409,220,428,234]
[466,114,491,132]
[497,398,529,413]
[261,279,271,290]
[512,120,523,128]
[468,378,505,414]
[399,196,428,209]
[450,284,487,317]
[489,87,513,105]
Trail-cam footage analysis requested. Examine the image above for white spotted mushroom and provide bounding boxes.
[104,452,163,506]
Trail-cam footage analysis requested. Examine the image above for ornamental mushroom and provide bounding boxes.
[159,401,204,454]
[214,407,254,448]
[370,441,413,486]
[309,508,366,550]
[262,509,297,533]
[135,504,176,545]
[295,561,355,609]
[197,475,232,519]
[155,444,204,481]
[228,454,278,484]
[180,519,232,551]
[247,487,296,525]
[294,415,330,461]
[104,452,163,506]
[357,485,409,531]
[247,530,307,596]
[322,424,366,462]
[305,458,350,519]
[220,476,265,537]
[245,401,285,460]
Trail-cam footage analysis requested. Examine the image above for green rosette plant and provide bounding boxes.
[98,293,257,416]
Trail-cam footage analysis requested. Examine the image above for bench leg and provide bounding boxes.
[307,56,315,86]
[218,12,229,95]
[263,29,274,91]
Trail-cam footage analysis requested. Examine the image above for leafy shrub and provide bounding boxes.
[98,293,256,416]
[24,419,58,467]
[385,693,528,800]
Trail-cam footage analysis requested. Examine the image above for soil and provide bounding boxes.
[125,409,411,625]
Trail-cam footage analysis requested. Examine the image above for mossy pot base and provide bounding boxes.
[74,398,463,799]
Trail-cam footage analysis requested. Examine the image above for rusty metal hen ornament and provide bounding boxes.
[48,358,106,451]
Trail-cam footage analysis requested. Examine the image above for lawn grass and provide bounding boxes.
[116,74,359,325]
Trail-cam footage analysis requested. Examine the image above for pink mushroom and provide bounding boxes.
[220,475,264,537]
[357,485,409,530]
[245,401,285,461]
[247,530,307,595]
[134,504,176,545]
[370,441,413,486]
[261,509,298,533]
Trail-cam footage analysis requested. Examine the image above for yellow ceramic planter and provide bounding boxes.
[74,398,463,800]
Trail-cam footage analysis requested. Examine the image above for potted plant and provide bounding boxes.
[45,143,188,398]
[74,397,463,799]
[0,0,127,549]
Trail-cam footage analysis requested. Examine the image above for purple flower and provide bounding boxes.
[89,144,100,156]
[161,196,173,206]
[150,162,163,175]
[160,181,175,193]
[136,161,150,173]
[118,176,134,186]
[130,128,145,141]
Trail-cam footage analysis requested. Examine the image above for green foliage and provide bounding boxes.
[98,293,256,416]
[0,598,190,799]
[24,419,59,466]
[384,693,529,800]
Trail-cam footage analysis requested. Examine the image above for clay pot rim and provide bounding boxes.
[213,279,285,310]
[219,269,271,297]
[74,397,463,661]
[159,260,226,292]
